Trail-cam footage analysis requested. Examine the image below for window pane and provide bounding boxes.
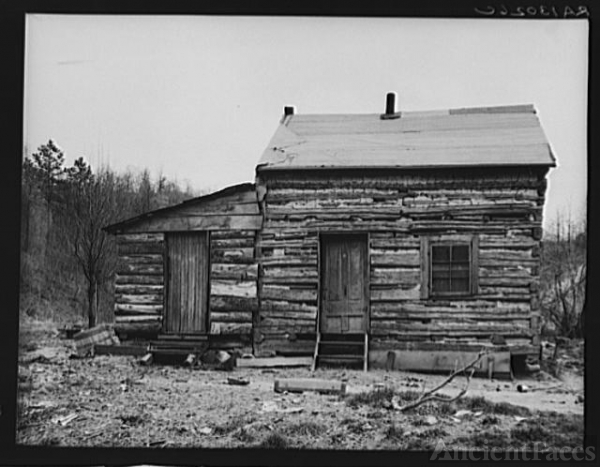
[432,278,451,293]
[432,246,450,262]
[452,245,469,261]
[450,278,469,292]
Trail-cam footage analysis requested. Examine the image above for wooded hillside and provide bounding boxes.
[20,140,198,327]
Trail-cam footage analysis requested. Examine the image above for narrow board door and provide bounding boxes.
[320,235,368,334]
[165,232,209,334]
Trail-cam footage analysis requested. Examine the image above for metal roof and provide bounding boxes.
[256,105,557,171]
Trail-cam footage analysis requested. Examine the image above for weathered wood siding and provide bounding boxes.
[256,167,547,355]
[209,230,257,335]
[115,233,165,335]
[110,184,261,339]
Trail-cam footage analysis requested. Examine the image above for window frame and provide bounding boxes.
[420,235,479,299]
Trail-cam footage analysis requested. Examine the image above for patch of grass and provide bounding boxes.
[455,395,531,417]
[401,437,437,451]
[258,432,289,449]
[491,401,531,417]
[511,413,584,448]
[284,421,324,437]
[481,414,500,426]
[384,423,404,441]
[232,427,255,443]
[419,427,448,438]
[213,417,247,435]
[119,414,147,426]
[346,387,395,408]
[510,422,550,443]
[456,429,508,449]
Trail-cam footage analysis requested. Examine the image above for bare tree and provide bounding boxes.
[63,166,124,328]
[540,213,587,338]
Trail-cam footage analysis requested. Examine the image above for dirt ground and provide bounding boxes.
[16,318,584,450]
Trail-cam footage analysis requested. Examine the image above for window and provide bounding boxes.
[421,236,479,298]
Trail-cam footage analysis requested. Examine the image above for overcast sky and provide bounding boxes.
[24,15,588,230]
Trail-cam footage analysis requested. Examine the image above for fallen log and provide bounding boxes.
[274,378,346,395]
[236,356,312,368]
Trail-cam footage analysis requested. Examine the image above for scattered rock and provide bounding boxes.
[227,376,250,386]
[424,416,438,426]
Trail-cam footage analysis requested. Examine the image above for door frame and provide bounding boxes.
[318,232,370,334]
[163,231,210,334]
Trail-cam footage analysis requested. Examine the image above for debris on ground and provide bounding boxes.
[227,376,250,386]
[73,323,120,357]
[274,378,346,395]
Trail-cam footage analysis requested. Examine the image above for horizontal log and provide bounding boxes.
[370,238,421,249]
[261,285,318,302]
[370,285,421,301]
[210,322,252,335]
[115,314,163,323]
[118,242,164,255]
[112,214,262,233]
[370,320,531,333]
[258,317,315,327]
[117,263,164,275]
[210,238,255,248]
[479,249,533,261]
[210,311,253,323]
[369,327,533,338]
[479,258,539,268]
[261,300,318,314]
[258,239,319,249]
[261,310,318,320]
[210,230,257,239]
[266,220,411,232]
[211,247,255,263]
[115,303,163,314]
[479,286,531,297]
[210,263,258,280]
[267,210,402,221]
[210,296,259,312]
[370,268,421,285]
[210,280,257,298]
[117,233,164,243]
[259,228,318,240]
[262,266,318,278]
[115,284,164,295]
[262,276,319,285]
[479,268,533,279]
[370,301,531,314]
[115,274,163,285]
[120,254,163,264]
[370,310,531,320]
[371,251,420,267]
[478,277,532,287]
[259,257,318,267]
[115,293,163,304]
[256,324,317,334]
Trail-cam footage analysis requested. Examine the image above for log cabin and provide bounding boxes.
[105,93,556,373]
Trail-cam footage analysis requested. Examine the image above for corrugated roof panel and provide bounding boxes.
[257,104,556,170]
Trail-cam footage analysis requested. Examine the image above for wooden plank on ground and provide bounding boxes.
[94,344,149,356]
[236,356,312,368]
[273,378,346,395]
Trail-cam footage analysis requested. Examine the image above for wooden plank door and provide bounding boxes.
[320,235,368,334]
[165,232,209,334]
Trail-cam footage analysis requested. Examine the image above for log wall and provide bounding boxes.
[208,230,258,336]
[256,167,548,356]
[115,233,165,336]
